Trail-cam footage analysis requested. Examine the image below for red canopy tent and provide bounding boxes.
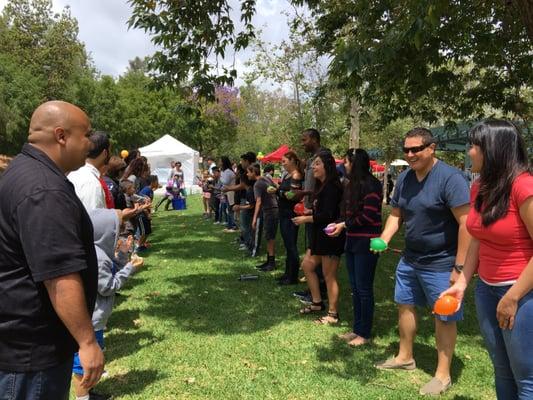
[336,158,385,172]
[260,144,291,163]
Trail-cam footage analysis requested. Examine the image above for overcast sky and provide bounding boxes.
[0,0,293,85]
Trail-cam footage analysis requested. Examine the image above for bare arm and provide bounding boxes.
[441,238,480,305]
[252,197,262,230]
[222,182,245,192]
[44,273,104,389]
[450,204,472,283]
[380,207,403,244]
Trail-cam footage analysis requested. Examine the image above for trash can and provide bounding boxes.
[172,197,186,210]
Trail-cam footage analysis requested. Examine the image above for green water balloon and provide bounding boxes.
[370,238,388,252]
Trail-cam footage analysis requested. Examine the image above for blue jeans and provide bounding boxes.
[279,215,299,281]
[220,202,236,229]
[345,251,379,339]
[220,201,228,225]
[211,196,220,222]
[475,280,533,399]
[241,209,253,250]
[0,356,73,400]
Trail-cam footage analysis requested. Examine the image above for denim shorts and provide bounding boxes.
[72,330,104,376]
[394,258,463,322]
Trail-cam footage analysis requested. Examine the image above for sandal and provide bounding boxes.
[315,311,339,325]
[299,301,325,314]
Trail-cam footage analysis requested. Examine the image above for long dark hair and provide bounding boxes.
[122,157,146,180]
[313,150,341,197]
[283,151,304,176]
[220,156,232,171]
[469,120,530,226]
[342,148,381,217]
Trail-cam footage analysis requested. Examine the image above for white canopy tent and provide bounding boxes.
[390,159,409,166]
[139,134,200,192]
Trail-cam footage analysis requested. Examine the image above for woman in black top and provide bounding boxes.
[293,150,344,324]
[277,151,304,285]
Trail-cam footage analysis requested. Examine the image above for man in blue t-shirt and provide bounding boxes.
[374,128,471,396]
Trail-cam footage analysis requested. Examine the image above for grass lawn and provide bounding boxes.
[83,195,496,399]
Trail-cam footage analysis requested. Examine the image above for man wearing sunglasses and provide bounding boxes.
[375,127,471,396]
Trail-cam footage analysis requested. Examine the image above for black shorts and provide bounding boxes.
[262,208,279,241]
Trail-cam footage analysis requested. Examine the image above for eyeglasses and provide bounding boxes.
[402,143,432,154]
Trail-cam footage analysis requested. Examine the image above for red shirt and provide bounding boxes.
[466,173,533,284]
[99,177,115,209]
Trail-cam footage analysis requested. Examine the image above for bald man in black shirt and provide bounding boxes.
[0,101,104,399]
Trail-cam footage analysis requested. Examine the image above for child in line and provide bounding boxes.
[200,171,213,218]
[136,175,158,252]
[72,209,144,400]
[234,172,256,255]
[208,167,222,223]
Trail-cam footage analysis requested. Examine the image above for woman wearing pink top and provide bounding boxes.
[442,120,533,399]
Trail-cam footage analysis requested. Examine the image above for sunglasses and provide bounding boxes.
[402,143,432,154]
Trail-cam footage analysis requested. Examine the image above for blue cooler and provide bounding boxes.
[172,197,186,210]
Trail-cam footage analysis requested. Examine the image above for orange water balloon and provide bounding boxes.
[433,295,459,316]
[120,149,129,159]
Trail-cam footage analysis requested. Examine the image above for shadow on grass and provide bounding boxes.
[95,368,163,397]
[105,329,160,363]
[138,271,301,335]
[314,337,466,384]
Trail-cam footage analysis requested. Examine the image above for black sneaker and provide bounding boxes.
[89,390,112,400]
[292,290,310,300]
[260,264,275,272]
[298,293,313,305]
[278,278,298,286]
[255,261,269,270]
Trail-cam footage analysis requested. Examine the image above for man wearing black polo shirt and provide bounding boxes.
[0,101,104,399]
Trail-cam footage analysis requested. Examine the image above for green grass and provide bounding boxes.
[83,196,495,399]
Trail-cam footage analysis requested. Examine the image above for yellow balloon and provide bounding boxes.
[120,149,129,159]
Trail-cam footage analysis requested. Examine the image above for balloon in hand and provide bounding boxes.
[433,295,459,316]
[323,223,336,235]
[293,202,305,216]
[370,237,387,252]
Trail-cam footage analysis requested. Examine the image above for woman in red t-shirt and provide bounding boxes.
[442,120,533,399]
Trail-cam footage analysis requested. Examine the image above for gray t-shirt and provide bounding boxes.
[391,160,469,270]
[254,176,278,210]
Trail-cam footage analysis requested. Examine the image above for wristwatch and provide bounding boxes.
[454,264,464,273]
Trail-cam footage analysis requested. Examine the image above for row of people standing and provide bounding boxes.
[292,123,532,397]
[207,122,532,398]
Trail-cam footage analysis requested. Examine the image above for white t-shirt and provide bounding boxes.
[68,163,105,211]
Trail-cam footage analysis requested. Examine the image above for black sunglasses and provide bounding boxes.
[402,143,432,154]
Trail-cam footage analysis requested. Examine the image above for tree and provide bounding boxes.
[128,0,257,97]
[308,0,532,125]
[128,0,532,128]
[1,0,91,100]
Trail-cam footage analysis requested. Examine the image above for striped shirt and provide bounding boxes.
[343,179,383,253]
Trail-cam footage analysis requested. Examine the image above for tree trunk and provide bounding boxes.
[383,161,390,204]
[506,0,533,41]
[349,97,360,149]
